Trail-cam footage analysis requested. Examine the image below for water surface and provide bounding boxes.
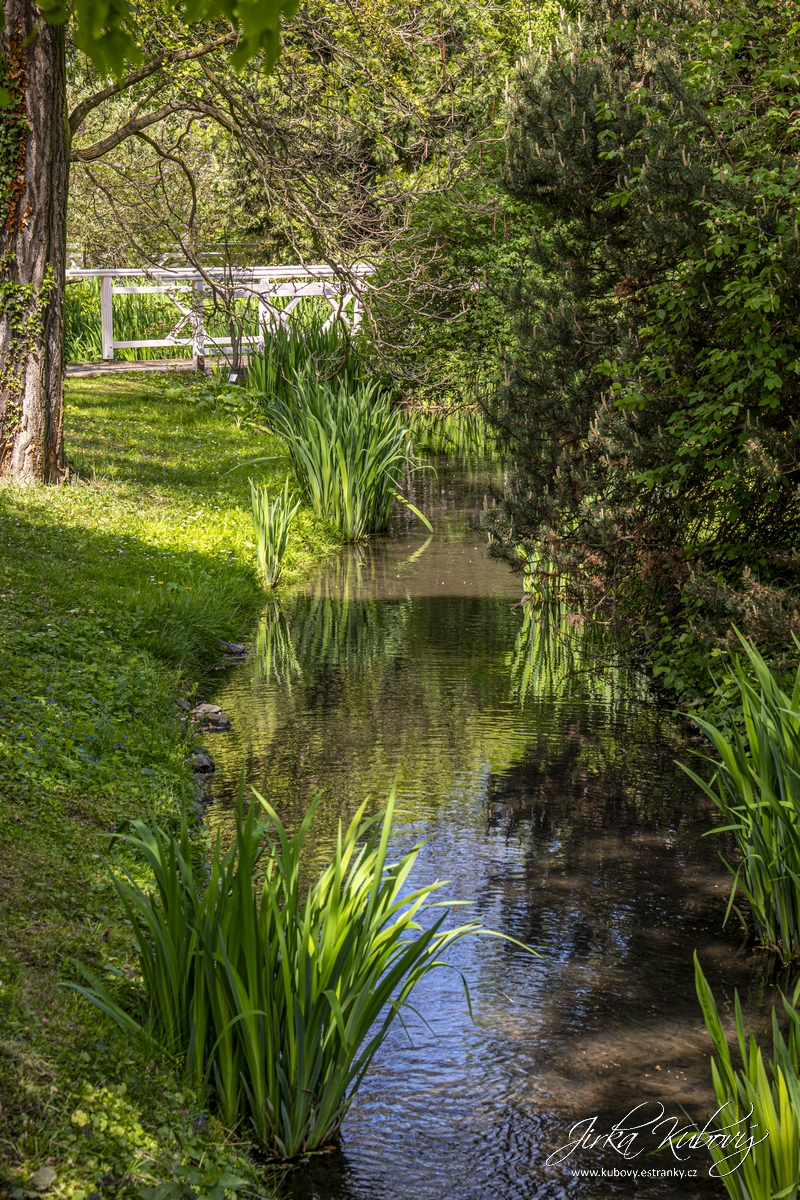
[206,458,774,1200]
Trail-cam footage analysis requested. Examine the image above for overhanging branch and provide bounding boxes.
[72,102,194,161]
[68,32,238,138]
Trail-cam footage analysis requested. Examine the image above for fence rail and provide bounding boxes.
[65,264,372,363]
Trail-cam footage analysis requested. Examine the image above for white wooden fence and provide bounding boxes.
[65,264,372,362]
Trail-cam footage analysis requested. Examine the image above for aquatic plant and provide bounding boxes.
[250,477,300,588]
[694,955,800,1198]
[249,326,437,541]
[264,375,430,541]
[247,320,362,403]
[682,639,800,962]
[67,788,527,1160]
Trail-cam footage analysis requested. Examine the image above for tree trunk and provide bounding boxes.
[0,0,68,483]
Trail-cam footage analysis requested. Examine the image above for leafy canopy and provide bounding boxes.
[19,0,299,75]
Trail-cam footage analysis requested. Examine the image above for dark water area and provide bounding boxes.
[205,457,779,1200]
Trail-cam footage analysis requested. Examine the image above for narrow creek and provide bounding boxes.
[204,453,776,1200]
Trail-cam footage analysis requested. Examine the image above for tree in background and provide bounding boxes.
[0,0,296,484]
[66,0,559,405]
[486,0,800,689]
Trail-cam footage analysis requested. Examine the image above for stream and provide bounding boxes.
[204,454,776,1200]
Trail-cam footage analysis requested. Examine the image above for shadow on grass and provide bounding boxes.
[0,505,263,675]
[64,381,282,500]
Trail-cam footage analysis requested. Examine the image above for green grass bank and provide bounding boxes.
[0,374,336,1200]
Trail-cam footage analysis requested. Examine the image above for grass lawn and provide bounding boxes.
[0,373,336,1200]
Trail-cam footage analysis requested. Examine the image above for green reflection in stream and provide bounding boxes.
[208,576,661,877]
[508,600,650,712]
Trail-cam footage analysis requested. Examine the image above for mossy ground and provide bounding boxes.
[0,373,336,1200]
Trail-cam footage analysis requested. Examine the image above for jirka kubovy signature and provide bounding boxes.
[545,1102,768,1179]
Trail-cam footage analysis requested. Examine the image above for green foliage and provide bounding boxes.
[487,0,800,655]
[695,955,800,1198]
[249,477,300,588]
[258,374,430,541]
[682,638,800,962]
[32,0,299,77]
[69,788,525,1160]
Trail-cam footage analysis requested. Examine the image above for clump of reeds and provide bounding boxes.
[265,374,430,541]
[66,788,528,1160]
[694,954,800,1198]
[250,477,300,588]
[247,321,361,403]
[248,323,430,541]
[682,638,800,962]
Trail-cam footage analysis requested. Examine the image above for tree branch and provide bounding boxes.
[71,102,195,161]
[68,32,238,138]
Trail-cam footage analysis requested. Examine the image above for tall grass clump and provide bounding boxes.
[248,321,362,404]
[250,478,300,588]
[682,639,800,962]
[67,788,527,1160]
[265,376,429,541]
[694,955,800,1198]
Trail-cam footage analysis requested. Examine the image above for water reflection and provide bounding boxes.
[205,456,769,1200]
[508,601,649,711]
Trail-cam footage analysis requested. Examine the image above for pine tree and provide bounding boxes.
[487,0,800,648]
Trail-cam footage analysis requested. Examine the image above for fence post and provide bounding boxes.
[352,292,363,333]
[191,278,206,373]
[100,274,114,360]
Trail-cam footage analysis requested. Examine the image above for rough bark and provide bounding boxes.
[0,0,68,483]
